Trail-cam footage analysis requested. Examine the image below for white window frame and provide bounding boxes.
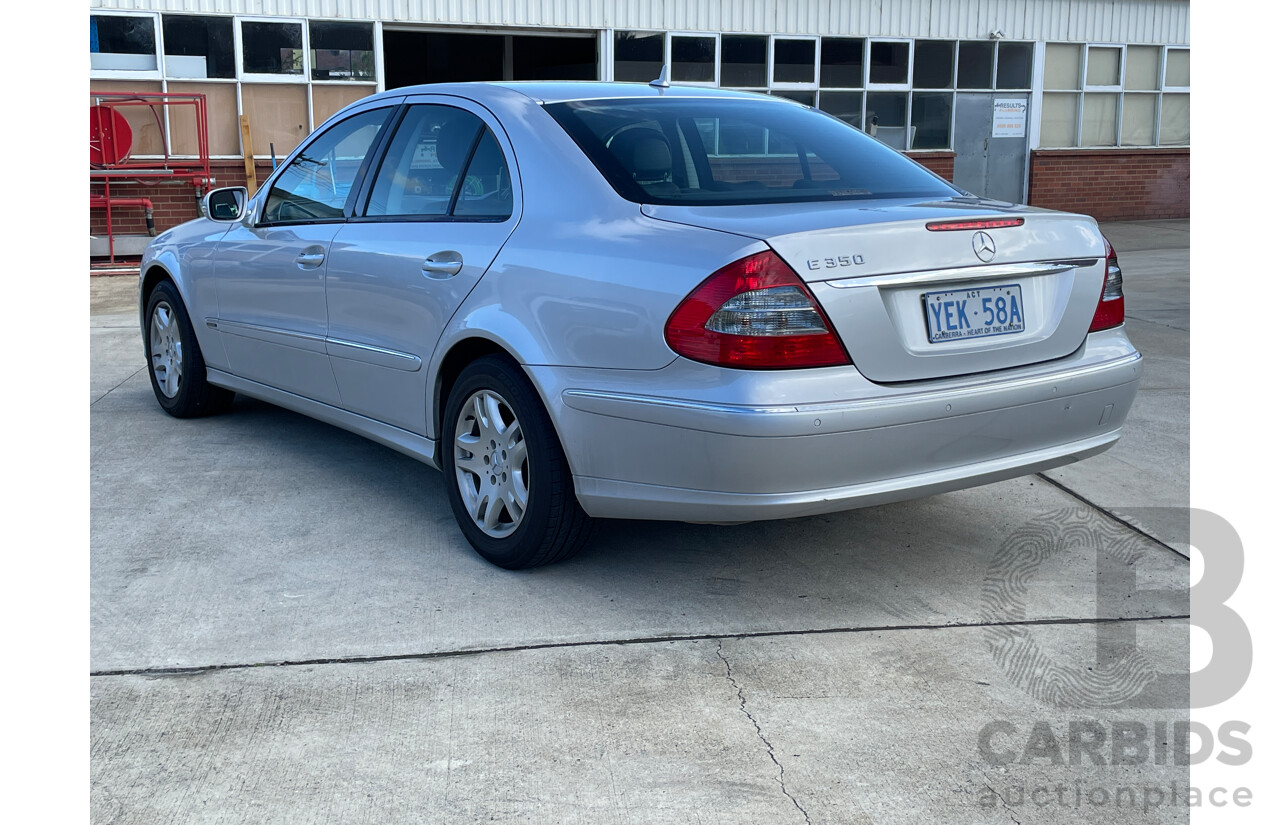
[237,16,310,85]
[307,18,379,88]
[90,9,163,81]
[768,35,819,91]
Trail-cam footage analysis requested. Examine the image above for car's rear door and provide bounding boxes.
[323,96,520,435]
[213,103,397,404]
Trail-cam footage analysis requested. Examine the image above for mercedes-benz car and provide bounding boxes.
[139,81,1141,569]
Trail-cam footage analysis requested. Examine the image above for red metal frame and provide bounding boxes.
[91,92,215,264]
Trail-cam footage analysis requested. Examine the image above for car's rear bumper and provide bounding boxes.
[528,327,1142,522]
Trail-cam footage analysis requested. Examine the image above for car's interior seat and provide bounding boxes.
[609,129,680,196]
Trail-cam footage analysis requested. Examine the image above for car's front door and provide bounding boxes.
[323,99,521,434]
[213,104,396,404]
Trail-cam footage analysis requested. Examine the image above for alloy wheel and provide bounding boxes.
[453,389,529,538]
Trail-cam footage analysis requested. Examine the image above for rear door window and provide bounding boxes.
[364,105,513,220]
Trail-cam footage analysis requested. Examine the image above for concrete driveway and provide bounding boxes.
[91,220,1190,824]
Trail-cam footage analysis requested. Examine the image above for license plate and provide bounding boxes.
[923,284,1025,344]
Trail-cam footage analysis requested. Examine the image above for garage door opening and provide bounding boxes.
[384,30,599,89]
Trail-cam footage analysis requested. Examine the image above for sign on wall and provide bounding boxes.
[992,99,1027,138]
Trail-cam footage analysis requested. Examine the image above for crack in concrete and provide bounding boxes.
[716,640,811,825]
[982,781,1021,825]
[90,614,1189,678]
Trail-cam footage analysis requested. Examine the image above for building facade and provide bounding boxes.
[90,0,1190,242]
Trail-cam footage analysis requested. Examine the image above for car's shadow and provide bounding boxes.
[90,386,1187,671]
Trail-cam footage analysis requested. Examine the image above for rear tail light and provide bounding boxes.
[1089,237,1125,332]
[664,250,850,369]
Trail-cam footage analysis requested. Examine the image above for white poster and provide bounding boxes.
[992,99,1028,138]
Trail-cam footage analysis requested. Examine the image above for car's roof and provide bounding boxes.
[361,81,782,106]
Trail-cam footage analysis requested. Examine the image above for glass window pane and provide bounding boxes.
[1044,43,1082,90]
[913,41,954,88]
[242,21,303,75]
[720,35,767,87]
[672,36,715,83]
[1081,93,1119,146]
[241,83,309,157]
[310,21,374,81]
[614,31,665,82]
[167,81,240,155]
[1165,49,1190,87]
[1121,94,1157,146]
[821,38,864,87]
[162,15,234,78]
[818,91,864,129]
[91,15,157,71]
[455,129,514,218]
[868,42,909,85]
[866,91,908,148]
[367,106,484,217]
[910,92,952,149]
[773,39,816,84]
[265,107,390,222]
[957,42,994,89]
[1159,93,1189,144]
[1040,93,1079,147]
[1086,46,1121,87]
[1124,45,1160,91]
[996,42,1032,89]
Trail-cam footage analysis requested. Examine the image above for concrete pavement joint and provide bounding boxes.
[716,639,811,825]
[91,366,145,408]
[1035,472,1190,560]
[90,614,1189,679]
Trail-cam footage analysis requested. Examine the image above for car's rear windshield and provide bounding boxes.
[545,97,959,206]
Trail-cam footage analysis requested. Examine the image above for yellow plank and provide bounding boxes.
[240,115,257,195]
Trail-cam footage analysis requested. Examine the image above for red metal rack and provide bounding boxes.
[90,91,215,263]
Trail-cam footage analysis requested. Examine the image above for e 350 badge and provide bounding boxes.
[806,254,866,271]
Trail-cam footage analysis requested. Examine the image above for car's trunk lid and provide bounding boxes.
[643,198,1108,382]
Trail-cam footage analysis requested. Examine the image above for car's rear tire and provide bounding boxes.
[442,355,593,569]
[144,280,235,418]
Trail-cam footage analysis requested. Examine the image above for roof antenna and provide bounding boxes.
[649,66,670,89]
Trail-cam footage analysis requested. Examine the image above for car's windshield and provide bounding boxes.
[545,97,959,206]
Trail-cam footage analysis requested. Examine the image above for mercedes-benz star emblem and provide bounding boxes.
[972,231,997,262]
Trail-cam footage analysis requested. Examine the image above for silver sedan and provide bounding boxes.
[139,81,1141,568]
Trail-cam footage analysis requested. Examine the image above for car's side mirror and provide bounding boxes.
[203,187,248,222]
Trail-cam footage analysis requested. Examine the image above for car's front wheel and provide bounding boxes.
[145,280,235,418]
[442,356,593,569]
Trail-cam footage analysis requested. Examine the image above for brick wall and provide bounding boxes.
[905,151,955,182]
[1027,148,1189,221]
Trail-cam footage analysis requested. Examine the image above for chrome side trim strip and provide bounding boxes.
[325,338,423,372]
[213,319,328,354]
[826,260,1091,289]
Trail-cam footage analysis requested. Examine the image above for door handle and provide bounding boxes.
[423,251,463,278]
[295,249,326,268]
